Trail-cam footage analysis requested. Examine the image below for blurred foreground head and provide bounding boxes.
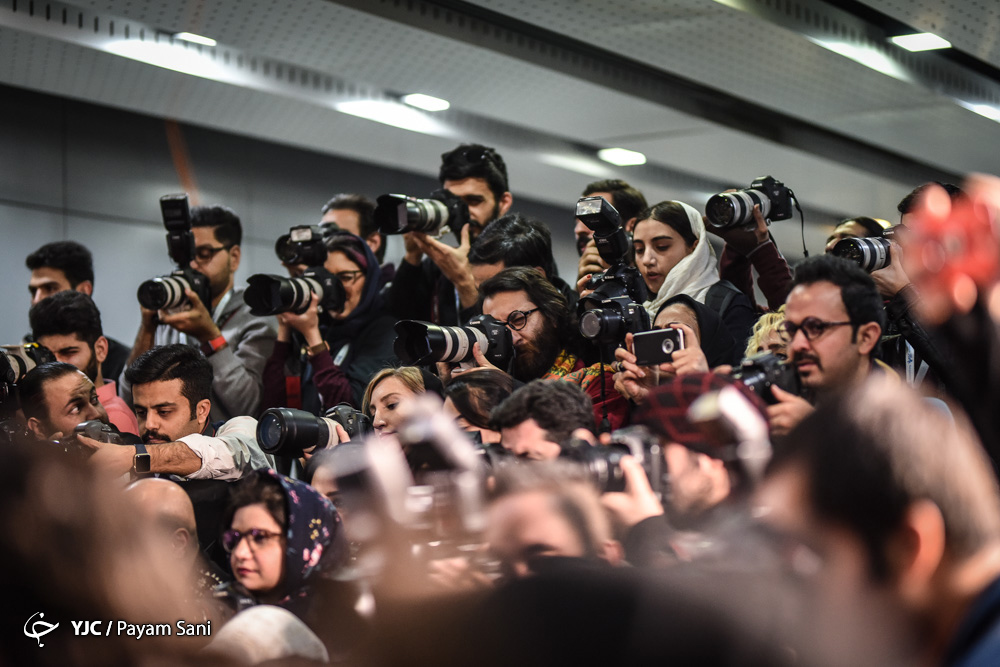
[756,375,1000,665]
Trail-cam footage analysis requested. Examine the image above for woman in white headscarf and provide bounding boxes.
[632,201,755,346]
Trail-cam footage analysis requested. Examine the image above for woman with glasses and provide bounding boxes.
[215,468,356,652]
[261,232,398,414]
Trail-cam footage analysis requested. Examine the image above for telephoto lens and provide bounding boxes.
[375,194,451,235]
[831,237,891,273]
[243,269,345,317]
[257,408,339,458]
[393,315,514,369]
[137,270,210,310]
[705,189,770,230]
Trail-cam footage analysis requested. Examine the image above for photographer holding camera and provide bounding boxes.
[125,204,277,422]
[261,231,398,412]
[82,344,271,480]
[387,144,513,325]
[19,362,119,443]
[575,179,648,284]
[478,267,630,430]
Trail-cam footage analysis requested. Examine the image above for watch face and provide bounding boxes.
[133,453,152,474]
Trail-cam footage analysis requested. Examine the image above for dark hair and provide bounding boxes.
[479,267,574,346]
[439,143,509,203]
[634,201,698,248]
[191,205,242,247]
[770,377,1000,581]
[324,231,369,271]
[321,194,377,238]
[445,369,516,430]
[837,216,886,238]
[124,344,213,418]
[582,179,648,223]
[224,472,287,533]
[791,254,886,337]
[490,379,594,446]
[19,361,82,424]
[25,241,95,288]
[897,182,964,216]
[30,291,104,347]
[468,213,557,279]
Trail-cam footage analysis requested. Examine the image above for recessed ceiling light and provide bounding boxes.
[806,37,910,81]
[959,101,1000,122]
[174,32,217,47]
[402,93,450,112]
[597,147,646,166]
[336,100,446,135]
[889,33,951,52]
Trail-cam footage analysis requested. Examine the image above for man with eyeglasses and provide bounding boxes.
[478,267,629,430]
[767,254,887,436]
[388,143,514,325]
[125,205,277,422]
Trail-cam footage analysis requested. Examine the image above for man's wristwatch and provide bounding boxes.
[132,442,152,475]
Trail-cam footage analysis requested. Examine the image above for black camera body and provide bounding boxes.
[576,197,650,346]
[374,189,470,241]
[632,327,685,366]
[562,426,666,497]
[831,237,891,273]
[393,314,515,371]
[731,352,802,405]
[705,176,794,229]
[244,267,346,317]
[257,404,373,458]
[137,194,214,311]
[274,225,333,267]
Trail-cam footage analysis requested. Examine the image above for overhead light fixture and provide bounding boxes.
[401,93,450,112]
[174,32,217,47]
[539,153,613,178]
[597,147,646,166]
[806,37,910,82]
[958,101,1000,123]
[336,100,446,135]
[103,39,245,82]
[889,33,951,52]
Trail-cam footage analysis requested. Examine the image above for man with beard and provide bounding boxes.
[29,291,138,435]
[388,144,514,325]
[19,362,118,441]
[766,254,887,436]
[479,267,629,430]
[124,205,276,422]
[78,344,271,480]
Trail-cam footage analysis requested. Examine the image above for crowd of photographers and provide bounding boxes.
[5,142,1000,667]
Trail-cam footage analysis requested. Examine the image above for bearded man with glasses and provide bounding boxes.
[766,254,888,436]
[125,205,277,421]
[478,267,629,430]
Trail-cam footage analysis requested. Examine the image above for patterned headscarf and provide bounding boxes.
[258,469,349,613]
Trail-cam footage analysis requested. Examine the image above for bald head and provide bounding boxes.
[124,479,198,564]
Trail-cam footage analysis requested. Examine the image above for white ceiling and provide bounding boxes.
[2,0,998,251]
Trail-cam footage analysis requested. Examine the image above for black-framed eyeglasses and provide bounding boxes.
[500,308,538,331]
[194,245,233,262]
[334,270,364,284]
[778,317,852,341]
[222,528,283,553]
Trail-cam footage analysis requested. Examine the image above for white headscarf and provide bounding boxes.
[642,201,719,319]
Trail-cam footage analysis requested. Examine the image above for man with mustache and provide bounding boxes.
[78,344,271,479]
[479,267,629,430]
[767,254,886,436]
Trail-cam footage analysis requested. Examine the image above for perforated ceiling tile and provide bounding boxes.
[863,0,1000,69]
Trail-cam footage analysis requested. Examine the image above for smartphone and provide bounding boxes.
[632,328,685,366]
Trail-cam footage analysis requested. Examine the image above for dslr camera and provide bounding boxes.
[393,314,515,372]
[561,426,666,498]
[576,196,651,345]
[137,194,214,311]
[730,352,802,405]
[374,189,470,240]
[274,224,335,268]
[705,176,794,230]
[831,236,892,273]
[257,403,374,458]
[243,225,347,317]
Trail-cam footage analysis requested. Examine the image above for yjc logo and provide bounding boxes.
[24,612,59,647]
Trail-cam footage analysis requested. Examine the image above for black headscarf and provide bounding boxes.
[656,294,741,367]
[320,231,385,348]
